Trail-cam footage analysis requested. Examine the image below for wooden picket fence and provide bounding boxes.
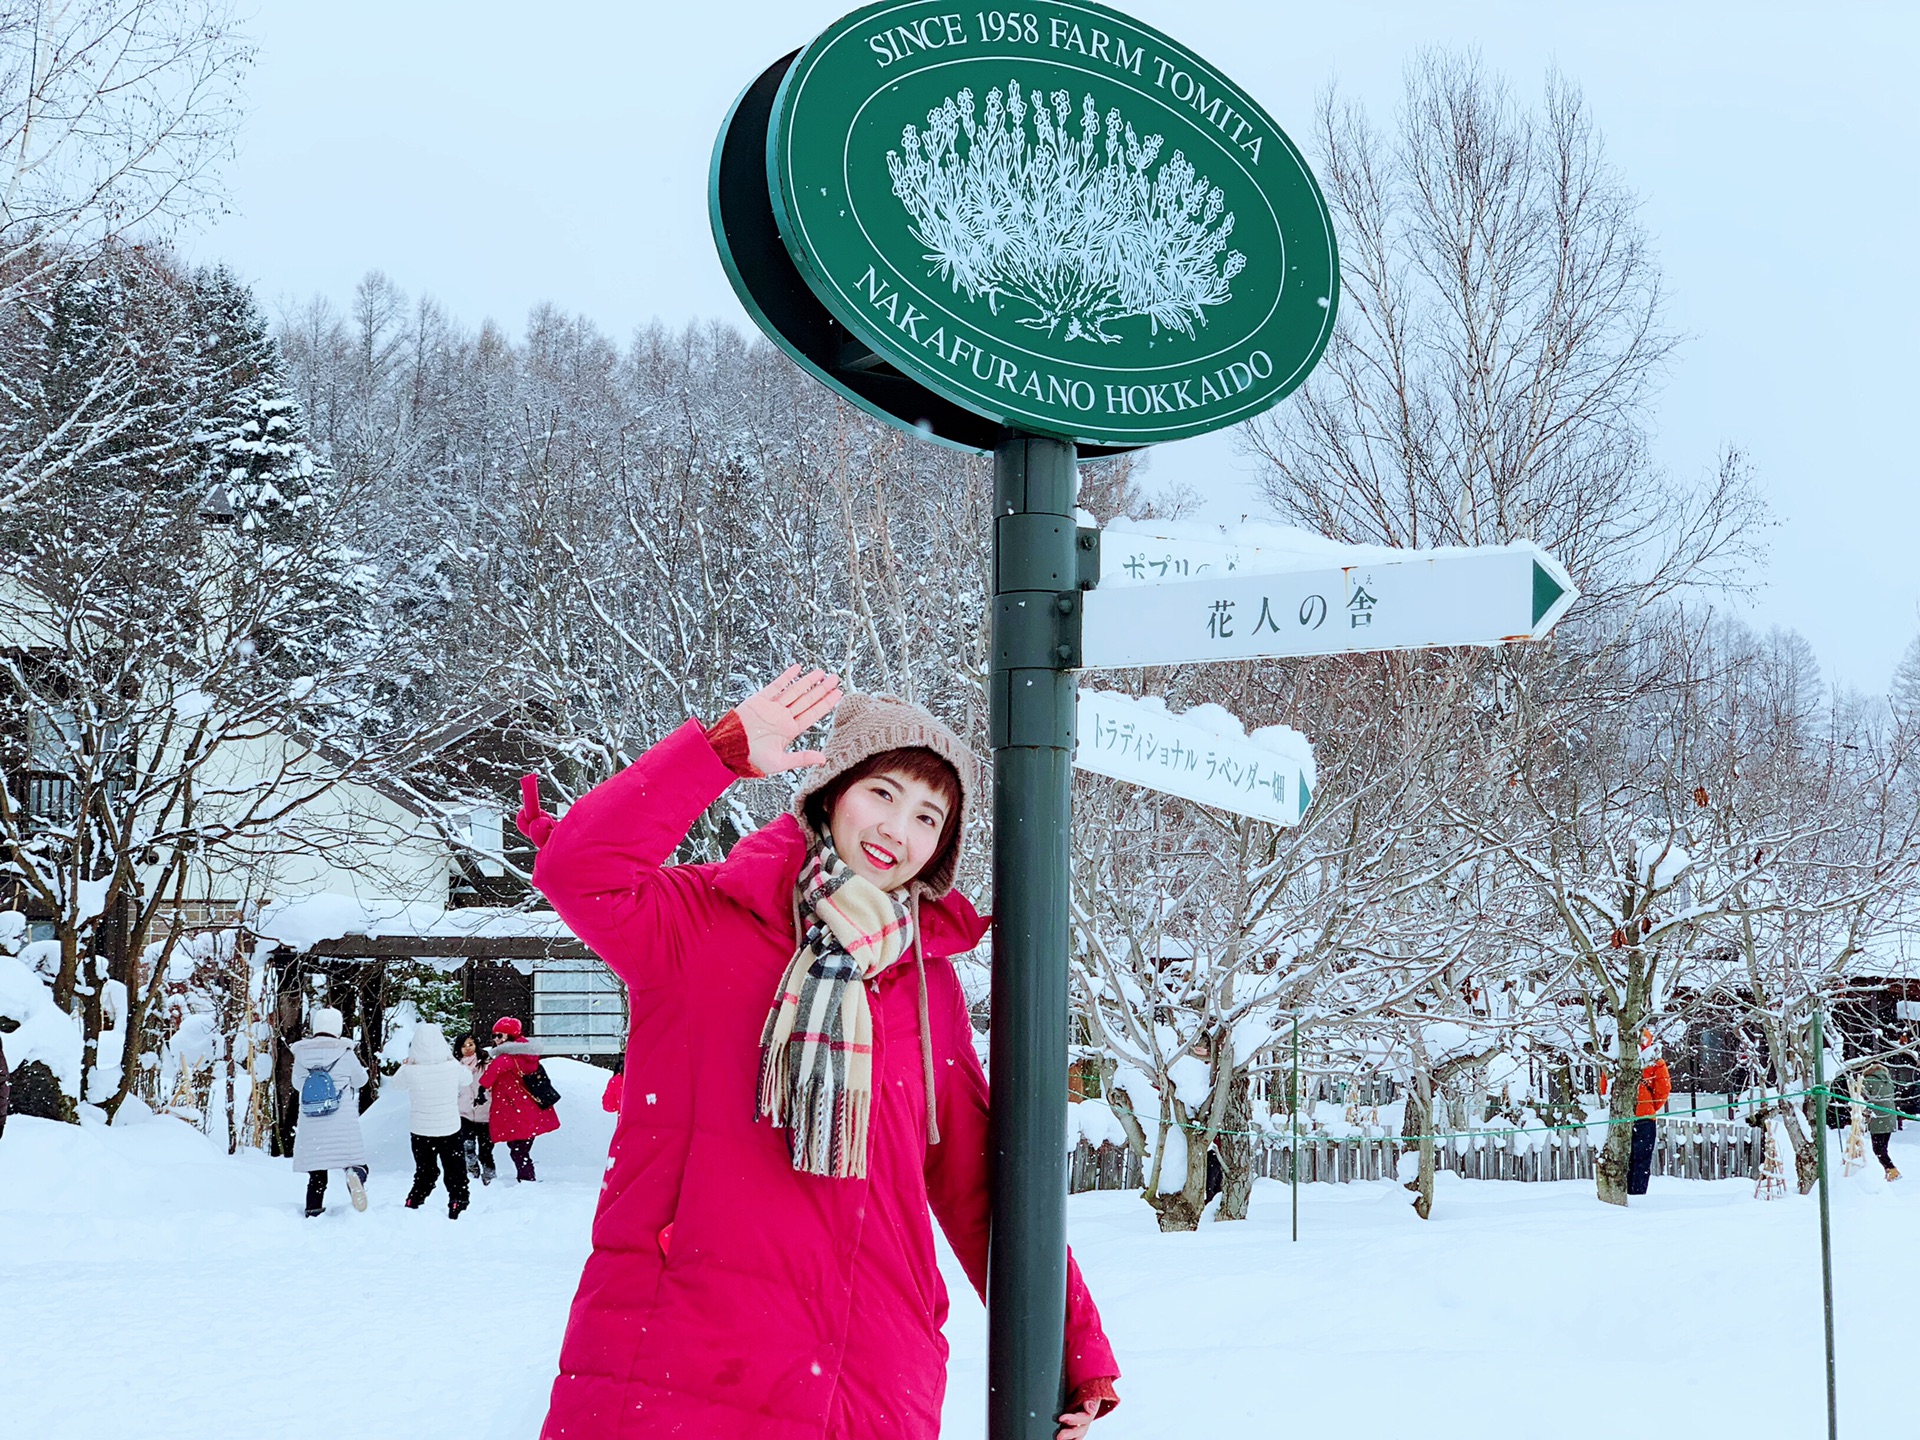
[1067,1117,1767,1193]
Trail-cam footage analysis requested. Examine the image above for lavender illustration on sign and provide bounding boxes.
[886,81,1247,344]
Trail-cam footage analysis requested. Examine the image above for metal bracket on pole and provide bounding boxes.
[1075,526,1100,591]
[992,591,1083,672]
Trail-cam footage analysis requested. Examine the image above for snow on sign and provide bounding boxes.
[1074,689,1314,826]
[1094,516,1403,588]
[766,0,1339,446]
[1081,540,1578,669]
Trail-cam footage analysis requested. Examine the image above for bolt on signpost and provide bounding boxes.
[713,3,1338,1435]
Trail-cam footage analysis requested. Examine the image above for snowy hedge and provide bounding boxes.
[1,912,83,1100]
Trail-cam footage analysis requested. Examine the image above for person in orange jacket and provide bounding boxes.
[1600,1029,1672,1196]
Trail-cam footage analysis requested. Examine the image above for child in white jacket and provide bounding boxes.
[394,1022,477,1217]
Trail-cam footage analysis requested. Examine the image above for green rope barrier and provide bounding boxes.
[1084,1084,1920,1147]
[1831,1090,1920,1124]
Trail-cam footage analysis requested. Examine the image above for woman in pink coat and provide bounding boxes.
[523,667,1118,1440]
[480,1015,560,1181]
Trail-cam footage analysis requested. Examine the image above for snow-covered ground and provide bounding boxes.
[4,1070,1914,1440]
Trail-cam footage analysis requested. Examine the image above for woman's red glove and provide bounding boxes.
[516,774,557,849]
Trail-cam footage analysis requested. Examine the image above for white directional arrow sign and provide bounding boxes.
[1081,538,1576,670]
[1074,689,1315,827]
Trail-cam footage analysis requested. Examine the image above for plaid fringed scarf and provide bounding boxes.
[756,834,915,1178]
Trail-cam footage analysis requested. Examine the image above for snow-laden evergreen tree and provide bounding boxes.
[190,265,323,532]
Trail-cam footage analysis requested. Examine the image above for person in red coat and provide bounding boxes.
[480,1015,559,1182]
[521,667,1119,1440]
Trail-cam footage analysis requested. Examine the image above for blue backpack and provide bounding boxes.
[300,1057,344,1118]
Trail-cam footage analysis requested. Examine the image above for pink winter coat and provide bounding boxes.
[480,1047,561,1143]
[532,720,1118,1440]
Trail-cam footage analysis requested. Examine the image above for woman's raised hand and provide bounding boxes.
[733,665,842,775]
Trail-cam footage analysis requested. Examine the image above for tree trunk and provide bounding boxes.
[78,947,104,1104]
[1782,1099,1819,1194]
[105,923,175,1120]
[51,928,79,1013]
[1596,1048,1643,1207]
[351,963,386,1107]
[1140,1091,1212,1233]
[1216,1067,1254,1221]
[1143,1113,1212,1231]
[1104,1069,1151,1166]
[1754,1009,1819,1194]
[1147,1186,1208,1231]
[1405,1069,1437,1220]
[1597,964,1651,1207]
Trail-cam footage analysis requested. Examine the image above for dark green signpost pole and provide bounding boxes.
[715,7,1337,1438]
[988,435,1080,1435]
[1811,1007,1838,1440]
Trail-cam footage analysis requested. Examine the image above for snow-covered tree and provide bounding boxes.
[1069,647,1515,1229]
[0,1,250,286]
[190,265,323,531]
[1241,53,1778,1209]
[1685,625,1920,1191]
[0,254,451,1118]
[1891,634,1920,726]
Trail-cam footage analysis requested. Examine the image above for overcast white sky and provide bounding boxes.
[193,2,1920,692]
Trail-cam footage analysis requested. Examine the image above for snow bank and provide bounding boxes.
[0,952,82,1096]
[8,1086,1920,1440]
[361,1055,617,1181]
[1070,1098,1130,1149]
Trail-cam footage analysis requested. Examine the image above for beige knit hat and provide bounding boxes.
[791,692,981,898]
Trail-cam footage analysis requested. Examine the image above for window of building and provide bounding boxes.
[532,958,625,1054]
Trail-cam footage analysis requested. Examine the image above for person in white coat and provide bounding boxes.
[394,1022,477,1217]
[288,1007,370,1218]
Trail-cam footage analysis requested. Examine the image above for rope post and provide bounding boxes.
[1811,1006,1837,1440]
[1291,1014,1301,1243]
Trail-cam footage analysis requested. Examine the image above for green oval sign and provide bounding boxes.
[768,0,1338,447]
